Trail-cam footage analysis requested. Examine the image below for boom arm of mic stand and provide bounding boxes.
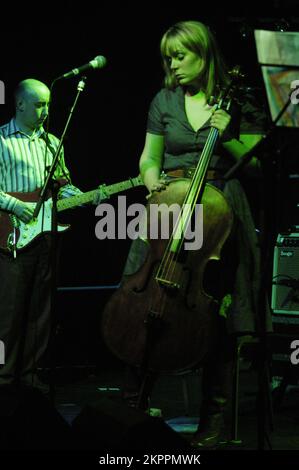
[224,93,293,181]
[223,133,269,180]
[33,76,87,219]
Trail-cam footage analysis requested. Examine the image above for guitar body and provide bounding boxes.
[0,176,143,253]
[0,190,70,252]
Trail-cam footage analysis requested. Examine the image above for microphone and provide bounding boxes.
[57,56,107,80]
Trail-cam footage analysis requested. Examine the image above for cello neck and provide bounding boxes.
[166,125,220,254]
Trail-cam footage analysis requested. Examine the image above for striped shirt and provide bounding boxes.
[0,118,81,212]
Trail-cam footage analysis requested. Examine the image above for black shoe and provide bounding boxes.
[191,413,223,449]
[122,392,150,411]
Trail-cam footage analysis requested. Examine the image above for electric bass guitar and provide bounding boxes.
[0,175,143,254]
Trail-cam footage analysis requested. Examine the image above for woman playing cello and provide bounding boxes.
[109,20,270,447]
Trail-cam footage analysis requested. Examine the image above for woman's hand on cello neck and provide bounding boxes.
[210,108,232,138]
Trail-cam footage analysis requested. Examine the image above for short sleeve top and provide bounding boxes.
[146,86,267,172]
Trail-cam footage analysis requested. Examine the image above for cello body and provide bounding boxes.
[101,179,233,373]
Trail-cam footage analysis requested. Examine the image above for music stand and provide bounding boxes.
[224,30,299,181]
[254,29,299,128]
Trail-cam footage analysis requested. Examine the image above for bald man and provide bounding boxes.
[0,78,83,392]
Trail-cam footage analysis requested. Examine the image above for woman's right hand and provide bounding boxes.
[146,177,169,199]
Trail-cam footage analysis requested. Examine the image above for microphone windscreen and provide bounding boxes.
[94,55,107,69]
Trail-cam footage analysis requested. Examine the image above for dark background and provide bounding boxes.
[1,1,299,368]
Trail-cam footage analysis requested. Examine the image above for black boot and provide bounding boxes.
[122,390,150,410]
[122,365,156,411]
[191,411,224,448]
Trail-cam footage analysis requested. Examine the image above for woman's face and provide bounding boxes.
[167,42,203,89]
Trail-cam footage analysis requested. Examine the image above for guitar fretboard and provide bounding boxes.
[57,176,142,212]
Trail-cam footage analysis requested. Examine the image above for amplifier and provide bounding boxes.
[271,233,299,315]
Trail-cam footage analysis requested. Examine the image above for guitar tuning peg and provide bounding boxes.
[208,95,217,107]
[228,65,245,80]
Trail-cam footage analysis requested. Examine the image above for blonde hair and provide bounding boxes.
[160,20,229,99]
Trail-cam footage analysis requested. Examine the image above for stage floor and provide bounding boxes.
[48,363,299,451]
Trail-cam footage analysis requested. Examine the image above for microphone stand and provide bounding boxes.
[223,91,294,450]
[33,76,87,403]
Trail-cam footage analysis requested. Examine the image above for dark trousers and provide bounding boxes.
[0,236,52,386]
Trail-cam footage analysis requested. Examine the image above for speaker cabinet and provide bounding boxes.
[271,233,299,315]
[0,385,72,450]
[72,397,190,451]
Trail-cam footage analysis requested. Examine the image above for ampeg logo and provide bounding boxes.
[0,80,4,104]
[280,250,294,258]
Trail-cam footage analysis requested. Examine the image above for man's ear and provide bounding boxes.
[16,99,25,112]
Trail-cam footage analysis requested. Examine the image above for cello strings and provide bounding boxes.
[152,127,218,320]
[156,127,218,284]
[155,127,219,286]
[174,129,218,258]
[166,127,218,260]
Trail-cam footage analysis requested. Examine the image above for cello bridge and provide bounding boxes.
[155,277,180,290]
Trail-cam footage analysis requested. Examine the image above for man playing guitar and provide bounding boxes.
[0,78,141,392]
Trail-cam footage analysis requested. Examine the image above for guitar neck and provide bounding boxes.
[57,176,142,212]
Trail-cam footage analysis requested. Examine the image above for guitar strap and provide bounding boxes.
[40,132,72,184]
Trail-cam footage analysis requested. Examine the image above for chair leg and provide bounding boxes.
[181,376,190,416]
[231,344,242,443]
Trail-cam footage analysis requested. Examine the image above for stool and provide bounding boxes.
[167,368,200,417]
[231,335,262,443]
[231,335,273,444]
[175,337,260,441]
[178,369,200,416]
[171,336,271,443]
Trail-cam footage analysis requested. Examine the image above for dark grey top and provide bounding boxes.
[146,86,267,172]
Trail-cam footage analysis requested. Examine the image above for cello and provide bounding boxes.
[102,68,242,374]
